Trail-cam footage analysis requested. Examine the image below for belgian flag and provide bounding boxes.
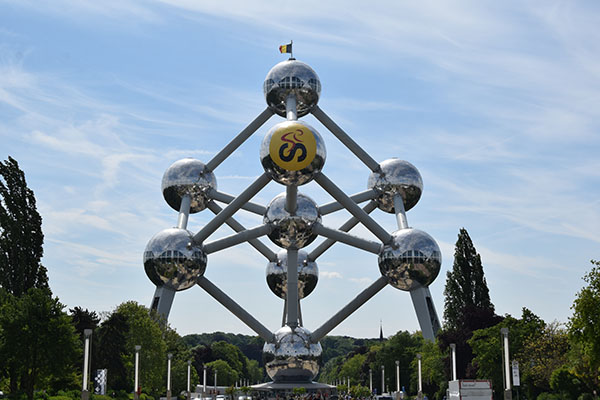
[279,42,292,54]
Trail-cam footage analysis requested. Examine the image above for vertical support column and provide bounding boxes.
[286,94,298,121]
[203,365,207,395]
[151,285,176,320]
[409,287,441,341]
[369,369,373,394]
[286,248,299,328]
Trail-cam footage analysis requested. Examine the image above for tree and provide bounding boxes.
[443,228,493,329]
[0,156,48,296]
[0,288,80,400]
[96,312,130,391]
[206,360,239,387]
[568,259,600,389]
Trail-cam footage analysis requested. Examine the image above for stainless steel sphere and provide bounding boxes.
[264,193,321,249]
[263,326,322,382]
[143,228,207,291]
[266,250,318,299]
[263,59,321,117]
[162,158,216,213]
[378,228,441,291]
[260,120,326,186]
[368,159,423,213]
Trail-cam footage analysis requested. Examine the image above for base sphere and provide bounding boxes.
[263,326,322,382]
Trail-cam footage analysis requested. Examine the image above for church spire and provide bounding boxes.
[379,319,384,341]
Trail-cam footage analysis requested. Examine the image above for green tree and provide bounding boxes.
[0,288,80,400]
[568,260,600,389]
[0,157,48,296]
[339,354,366,386]
[468,308,545,399]
[410,340,445,399]
[206,360,238,387]
[96,312,130,391]
[443,228,493,329]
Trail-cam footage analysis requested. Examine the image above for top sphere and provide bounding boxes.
[264,59,321,117]
[162,158,216,213]
[368,159,423,213]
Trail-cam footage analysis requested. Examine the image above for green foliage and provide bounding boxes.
[0,289,80,400]
[206,360,238,387]
[469,308,545,398]
[568,260,600,388]
[443,228,494,330]
[0,157,48,296]
[536,393,568,400]
[409,340,444,398]
[549,366,583,399]
[349,385,370,398]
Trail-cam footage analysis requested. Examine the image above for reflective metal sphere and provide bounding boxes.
[260,120,326,186]
[266,250,318,299]
[264,59,321,117]
[378,228,441,291]
[264,193,321,249]
[143,228,207,291]
[162,158,217,213]
[263,326,322,382]
[368,159,423,213]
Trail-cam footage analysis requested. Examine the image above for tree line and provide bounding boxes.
[1,156,599,400]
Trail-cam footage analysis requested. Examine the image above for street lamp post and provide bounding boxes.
[395,360,400,394]
[417,354,423,400]
[501,328,512,400]
[381,365,385,395]
[167,353,173,400]
[369,369,372,393]
[134,345,141,400]
[449,343,457,381]
[187,360,192,400]
[203,365,207,395]
[214,369,218,400]
[81,329,93,400]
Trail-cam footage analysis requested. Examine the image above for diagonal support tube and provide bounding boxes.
[205,108,274,172]
[311,105,380,172]
[192,173,271,244]
[313,223,382,254]
[318,189,377,215]
[207,202,276,262]
[198,276,274,342]
[203,224,272,254]
[393,194,409,230]
[310,276,388,342]
[209,189,267,215]
[309,201,378,261]
[315,173,392,244]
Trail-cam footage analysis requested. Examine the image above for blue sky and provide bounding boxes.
[1,0,599,338]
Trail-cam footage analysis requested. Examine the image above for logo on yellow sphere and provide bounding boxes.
[269,123,317,171]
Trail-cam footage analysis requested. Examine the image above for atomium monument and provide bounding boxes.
[144,55,442,389]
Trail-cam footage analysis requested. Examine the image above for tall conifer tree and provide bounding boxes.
[0,156,48,296]
[443,228,493,329]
